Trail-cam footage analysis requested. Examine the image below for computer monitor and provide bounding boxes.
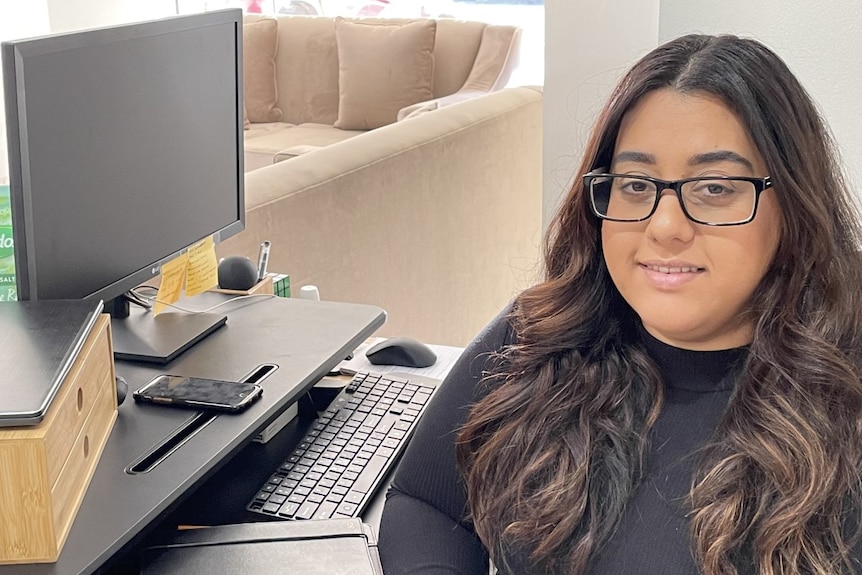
[2,9,245,364]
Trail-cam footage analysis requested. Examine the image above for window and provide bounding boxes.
[177,0,543,86]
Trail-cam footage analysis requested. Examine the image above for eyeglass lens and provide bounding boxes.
[590,176,757,224]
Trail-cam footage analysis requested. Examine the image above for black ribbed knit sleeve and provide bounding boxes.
[378,306,514,575]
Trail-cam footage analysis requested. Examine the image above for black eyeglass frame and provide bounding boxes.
[583,171,774,226]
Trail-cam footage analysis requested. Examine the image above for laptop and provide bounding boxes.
[141,518,384,575]
[0,299,103,427]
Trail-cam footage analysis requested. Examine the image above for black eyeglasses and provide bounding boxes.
[583,172,773,226]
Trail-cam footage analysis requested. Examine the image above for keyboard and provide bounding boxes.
[247,371,439,521]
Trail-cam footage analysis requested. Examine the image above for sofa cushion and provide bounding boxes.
[334,18,436,130]
[460,25,521,92]
[273,17,341,126]
[431,19,486,97]
[244,18,282,123]
[396,90,485,121]
[244,123,365,161]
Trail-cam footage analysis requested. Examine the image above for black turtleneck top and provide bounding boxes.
[378,308,746,575]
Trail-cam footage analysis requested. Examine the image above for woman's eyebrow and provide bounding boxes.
[612,151,656,165]
[612,150,756,172]
[688,150,754,171]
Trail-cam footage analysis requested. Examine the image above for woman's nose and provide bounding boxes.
[645,190,695,243]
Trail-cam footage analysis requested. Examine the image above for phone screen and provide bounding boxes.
[133,375,262,412]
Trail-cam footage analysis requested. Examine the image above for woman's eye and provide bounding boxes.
[620,179,651,193]
[694,182,734,196]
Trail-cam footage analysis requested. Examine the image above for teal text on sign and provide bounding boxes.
[0,185,16,301]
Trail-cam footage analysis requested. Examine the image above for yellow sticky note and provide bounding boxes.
[154,252,189,316]
[185,236,219,297]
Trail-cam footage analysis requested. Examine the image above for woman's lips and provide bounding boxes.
[639,262,705,289]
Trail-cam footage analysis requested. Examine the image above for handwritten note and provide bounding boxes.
[185,236,219,297]
[153,252,189,316]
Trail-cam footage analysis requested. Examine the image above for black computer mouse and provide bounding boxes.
[115,375,128,406]
[365,337,437,368]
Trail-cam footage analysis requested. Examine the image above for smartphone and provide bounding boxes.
[133,375,263,413]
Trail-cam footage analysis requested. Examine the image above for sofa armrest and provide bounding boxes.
[219,86,543,346]
[396,90,486,122]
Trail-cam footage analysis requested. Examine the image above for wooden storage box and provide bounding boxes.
[0,314,117,564]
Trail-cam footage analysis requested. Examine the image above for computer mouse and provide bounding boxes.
[365,337,437,368]
[115,375,128,406]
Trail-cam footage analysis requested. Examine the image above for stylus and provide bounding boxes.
[257,241,271,281]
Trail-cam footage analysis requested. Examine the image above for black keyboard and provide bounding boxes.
[247,371,439,520]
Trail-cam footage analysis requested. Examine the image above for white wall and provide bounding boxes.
[543,0,862,229]
[660,0,862,196]
[45,0,175,33]
[0,0,177,184]
[542,0,660,228]
[0,0,52,185]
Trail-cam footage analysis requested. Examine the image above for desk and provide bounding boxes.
[0,294,384,575]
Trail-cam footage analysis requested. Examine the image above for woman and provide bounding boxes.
[377,33,862,574]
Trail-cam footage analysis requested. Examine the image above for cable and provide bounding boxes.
[128,287,275,314]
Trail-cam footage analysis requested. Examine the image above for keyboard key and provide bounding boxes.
[364,414,382,428]
[278,502,300,517]
[269,494,287,505]
[337,502,358,516]
[375,419,395,434]
[352,455,389,493]
[344,491,364,505]
[313,501,339,519]
[307,493,325,504]
[263,502,281,514]
[296,502,319,520]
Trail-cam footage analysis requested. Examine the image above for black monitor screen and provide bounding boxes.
[2,9,245,363]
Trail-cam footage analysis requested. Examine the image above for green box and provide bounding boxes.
[0,185,16,302]
[270,273,290,298]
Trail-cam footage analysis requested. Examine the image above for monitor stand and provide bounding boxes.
[108,297,227,364]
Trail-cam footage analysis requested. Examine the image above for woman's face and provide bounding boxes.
[601,88,782,350]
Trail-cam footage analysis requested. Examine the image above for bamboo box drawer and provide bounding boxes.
[0,314,117,564]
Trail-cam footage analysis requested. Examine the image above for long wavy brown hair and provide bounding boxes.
[456,34,862,574]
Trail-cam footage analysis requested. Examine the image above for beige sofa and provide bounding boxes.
[220,16,542,347]
[241,14,523,171]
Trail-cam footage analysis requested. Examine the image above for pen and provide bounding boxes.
[257,241,271,281]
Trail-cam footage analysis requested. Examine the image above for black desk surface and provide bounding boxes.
[1,295,385,575]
